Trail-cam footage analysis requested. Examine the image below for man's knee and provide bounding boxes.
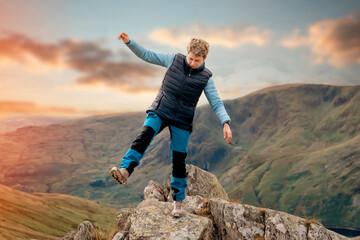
[131,126,156,155]
[172,150,187,178]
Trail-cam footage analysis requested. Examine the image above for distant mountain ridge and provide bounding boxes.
[0,114,73,133]
[0,83,359,229]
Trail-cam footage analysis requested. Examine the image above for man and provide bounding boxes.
[110,32,232,217]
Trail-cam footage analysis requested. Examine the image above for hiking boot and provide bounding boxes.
[172,200,185,218]
[109,167,129,186]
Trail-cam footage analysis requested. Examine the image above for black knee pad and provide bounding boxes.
[172,150,187,178]
[131,126,155,155]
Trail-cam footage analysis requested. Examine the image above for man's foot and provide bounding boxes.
[109,167,129,186]
[172,200,185,218]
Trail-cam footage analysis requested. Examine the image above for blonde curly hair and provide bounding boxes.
[186,38,209,59]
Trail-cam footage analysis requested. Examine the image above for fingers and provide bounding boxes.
[226,134,232,143]
[118,32,126,40]
[226,130,232,143]
[120,32,128,38]
[223,125,232,143]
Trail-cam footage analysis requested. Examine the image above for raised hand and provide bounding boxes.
[118,32,130,44]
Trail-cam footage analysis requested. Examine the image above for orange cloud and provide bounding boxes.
[0,31,162,92]
[0,101,111,117]
[148,24,272,49]
[280,9,360,68]
[280,29,310,48]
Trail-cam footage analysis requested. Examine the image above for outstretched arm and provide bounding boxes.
[204,77,232,143]
[118,32,175,68]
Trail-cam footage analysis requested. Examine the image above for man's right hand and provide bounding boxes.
[223,123,232,143]
[118,32,129,44]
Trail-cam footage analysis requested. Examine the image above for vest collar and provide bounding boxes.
[184,56,205,74]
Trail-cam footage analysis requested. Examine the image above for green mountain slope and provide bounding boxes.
[0,184,117,239]
[0,112,148,208]
[0,84,359,229]
[198,84,360,229]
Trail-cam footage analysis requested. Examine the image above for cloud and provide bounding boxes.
[280,9,360,68]
[0,101,111,117]
[280,29,310,48]
[0,31,162,93]
[148,24,272,49]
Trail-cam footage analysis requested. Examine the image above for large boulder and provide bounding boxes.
[265,209,308,239]
[143,180,167,201]
[116,208,134,232]
[183,195,207,215]
[308,223,349,240]
[127,198,215,240]
[162,164,229,201]
[209,198,265,239]
[185,164,229,200]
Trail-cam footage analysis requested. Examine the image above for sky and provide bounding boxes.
[0,0,359,118]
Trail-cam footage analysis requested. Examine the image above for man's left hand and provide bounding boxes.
[223,123,232,143]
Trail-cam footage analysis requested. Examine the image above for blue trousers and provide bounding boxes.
[119,111,191,201]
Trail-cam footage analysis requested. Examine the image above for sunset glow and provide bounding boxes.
[0,1,359,118]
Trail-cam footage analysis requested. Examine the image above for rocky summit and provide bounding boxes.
[64,164,349,240]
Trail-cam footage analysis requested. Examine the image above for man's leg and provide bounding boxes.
[169,125,191,202]
[111,112,165,185]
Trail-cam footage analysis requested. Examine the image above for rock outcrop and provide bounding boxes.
[65,164,350,240]
[183,164,229,200]
[210,198,265,239]
[127,198,215,239]
[62,220,97,240]
[113,164,349,240]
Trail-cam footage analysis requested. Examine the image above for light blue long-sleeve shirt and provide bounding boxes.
[125,40,231,126]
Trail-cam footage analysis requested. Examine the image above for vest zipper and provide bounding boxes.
[171,69,191,120]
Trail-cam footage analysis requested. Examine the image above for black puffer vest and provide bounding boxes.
[146,53,212,132]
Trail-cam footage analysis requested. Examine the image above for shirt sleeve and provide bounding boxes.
[125,39,175,68]
[204,77,231,126]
